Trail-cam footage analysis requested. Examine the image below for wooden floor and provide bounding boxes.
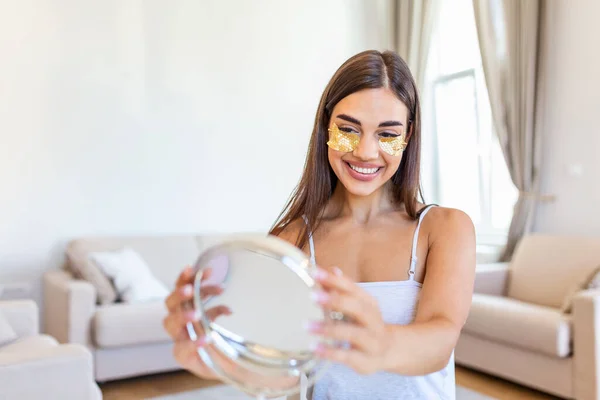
[99,366,563,400]
[454,367,561,400]
[99,370,220,400]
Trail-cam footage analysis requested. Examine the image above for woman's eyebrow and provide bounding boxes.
[336,114,362,125]
[336,114,403,128]
[378,120,403,127]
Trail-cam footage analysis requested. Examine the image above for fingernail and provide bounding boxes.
[182,284,193,296]
[195,336,211,347]
[333,267,343,276]
[304,321,323,333]
[185,311,197,321]
[311,268,328,281]
[310,290,330,304]
[309,341,326,354]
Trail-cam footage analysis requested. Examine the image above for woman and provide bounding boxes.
[163,50,476,399]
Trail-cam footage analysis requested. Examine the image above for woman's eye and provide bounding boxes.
[380,132,400,138]
[340,127,359,134]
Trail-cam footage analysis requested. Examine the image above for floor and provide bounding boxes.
[99,366,562,400]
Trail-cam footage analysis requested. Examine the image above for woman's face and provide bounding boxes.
[327,87,410,198]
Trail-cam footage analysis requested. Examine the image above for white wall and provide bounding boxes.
[534,0,600,236]
[0,0,390,302]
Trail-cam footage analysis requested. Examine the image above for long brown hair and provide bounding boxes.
[269,50,423,250]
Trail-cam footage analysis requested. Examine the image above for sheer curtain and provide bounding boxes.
[391,0,440,91]
[472,0,545,261]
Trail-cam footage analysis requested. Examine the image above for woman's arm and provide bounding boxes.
[382,207,476,375]
[308,207,476,377]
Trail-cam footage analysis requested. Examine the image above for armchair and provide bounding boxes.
[0,299,101,400]
[456,234,600,400]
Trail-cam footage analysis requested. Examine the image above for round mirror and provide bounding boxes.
[185,235,333,399]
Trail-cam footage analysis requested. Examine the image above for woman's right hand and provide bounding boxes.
[163,266,231,380]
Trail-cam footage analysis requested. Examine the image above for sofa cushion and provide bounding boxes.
[89,247,169,303]
[93,301,170,348]
[67,240,119,305]
[67,235,201,305]
[0,334,58,354]
[463,293,571,358]
[507,234,600,308]
[561,264,600,313]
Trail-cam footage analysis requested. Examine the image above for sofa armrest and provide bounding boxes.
[43,269,96,346]
[473,262,510,296]
[0,300,38,338]
[573,288,600,400]
[0,343,99,399]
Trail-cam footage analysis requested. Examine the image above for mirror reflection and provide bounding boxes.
[198,250,322,354]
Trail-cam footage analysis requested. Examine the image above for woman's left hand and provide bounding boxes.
[306,267,390,375]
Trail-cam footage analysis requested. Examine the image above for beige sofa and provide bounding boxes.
[43,233,262,382]
[0,299,101,399]
[456,234,600,400]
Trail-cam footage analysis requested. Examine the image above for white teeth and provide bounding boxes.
[349,164,379,174]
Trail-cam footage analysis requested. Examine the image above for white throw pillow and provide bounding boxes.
[561,264,600,313]
[0,311,18,346]
[89,247,170,303]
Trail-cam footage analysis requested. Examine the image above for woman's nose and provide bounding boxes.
[352,135,379,160]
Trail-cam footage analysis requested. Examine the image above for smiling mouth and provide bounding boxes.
[346,162,382,175]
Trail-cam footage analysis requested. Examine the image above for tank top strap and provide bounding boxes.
[302,215,316,265]
[408,204,437,280]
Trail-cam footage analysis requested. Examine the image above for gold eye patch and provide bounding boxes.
[327,123,360,153]
[327,123,407,156]
[379,135,407,157]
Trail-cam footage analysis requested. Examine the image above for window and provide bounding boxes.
[421,0,517,244]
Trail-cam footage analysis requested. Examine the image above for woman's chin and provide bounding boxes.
[339,178,384,197]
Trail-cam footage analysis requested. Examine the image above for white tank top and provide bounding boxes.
[303,205,456,400]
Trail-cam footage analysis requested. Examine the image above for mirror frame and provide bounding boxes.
[185,235,332,398]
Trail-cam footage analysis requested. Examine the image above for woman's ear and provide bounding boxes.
[405,121,414,142]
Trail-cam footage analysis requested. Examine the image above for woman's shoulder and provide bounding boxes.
[419,204,475,240]
[273,218,306,247]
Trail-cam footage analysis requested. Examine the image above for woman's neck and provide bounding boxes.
[326,183,397,224]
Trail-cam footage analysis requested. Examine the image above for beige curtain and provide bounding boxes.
[473,0,544,261]
[391,0,440,91]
